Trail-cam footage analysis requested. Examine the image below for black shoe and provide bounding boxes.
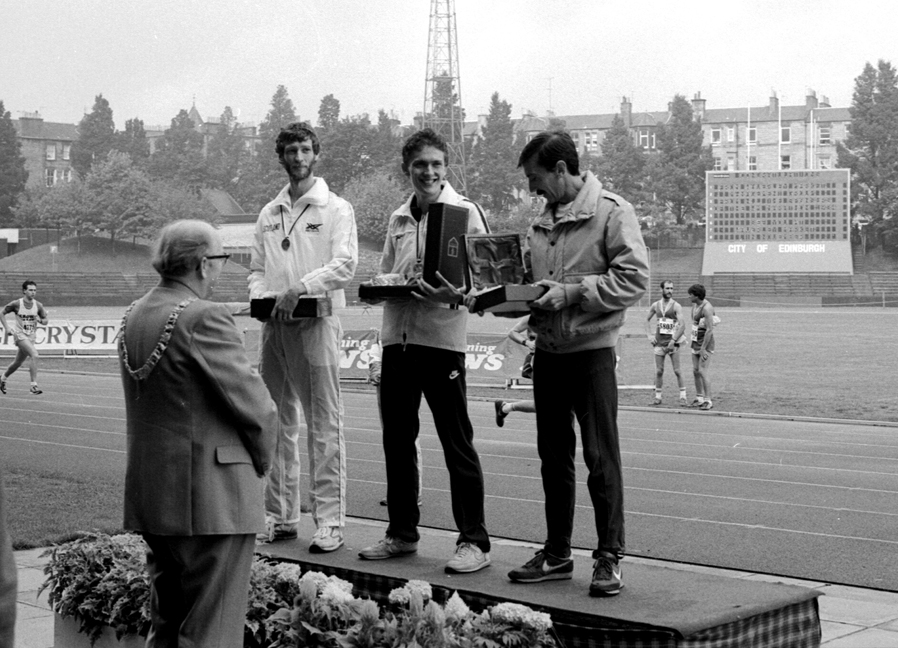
[589,551,622,597]
[0,379,5,395]
[508,549,573,583]
[494,400,507,427]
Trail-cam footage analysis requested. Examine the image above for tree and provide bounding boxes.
[0,101,28,224]
[147,109,207,188]
[317,114,377,194]
[342,171,407,245]
[318,94,341,131]
[72,94,116,179]
[837,59,898,250]
[652,95,714,225]
[234,86,299,213]
[85,152,153,253]
[206,106,249,191]
[467,92,519,212]
[114,118,150,168]
[594,114,648,201]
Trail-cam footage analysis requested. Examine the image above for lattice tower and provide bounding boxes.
[423,0,467,192]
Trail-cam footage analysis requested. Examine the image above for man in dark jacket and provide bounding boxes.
[119,220,277,647]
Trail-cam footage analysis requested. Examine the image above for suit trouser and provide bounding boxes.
[0,469,16,648]
[259,317,346,529]
[143,533,255,648]
[380,344,490,552]
[533,346,625,559]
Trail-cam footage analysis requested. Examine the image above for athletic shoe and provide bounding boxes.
[0,379,6,395]
[359,535,418,560]
[309,526,344,553]
[256,521,298,544]
[30,385,42,395]
[508,549,574,583]
[380,496,423,507]
[494,400,507,427]
[689,398,703,407]
[679,396,688,406]
[379,497,388,506]
[700,401,714,411]
[652,396,662,405]
[589,552,623,597]
[445,542,491,573]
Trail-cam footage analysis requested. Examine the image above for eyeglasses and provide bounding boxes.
[205,254,230,265]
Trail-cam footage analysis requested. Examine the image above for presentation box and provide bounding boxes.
[471,284,546,314]
[423,202,470,289]
[357,283,417,301]
[250,296,332,320]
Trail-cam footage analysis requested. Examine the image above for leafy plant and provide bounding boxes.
[38,533,150,644]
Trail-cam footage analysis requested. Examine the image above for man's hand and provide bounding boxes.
[413,271,464,305]
[532,280,567,311]
[273,286,307,320]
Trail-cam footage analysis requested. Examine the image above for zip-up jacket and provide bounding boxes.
[524,171,649,353]
[380,183,488,352]
[249,178,358,308]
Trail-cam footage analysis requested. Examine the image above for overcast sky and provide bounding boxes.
[2,0,895,129]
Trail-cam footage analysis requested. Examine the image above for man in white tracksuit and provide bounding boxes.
[249,122,358,553]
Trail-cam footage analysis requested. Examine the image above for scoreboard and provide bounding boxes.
[701,169,852,274]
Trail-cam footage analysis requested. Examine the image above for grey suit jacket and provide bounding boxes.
[120,284,277,536]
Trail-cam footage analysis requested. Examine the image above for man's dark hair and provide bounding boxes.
[660,280,673,289]
[687,284,706,301]
[275,122,320,157]
[401,128,449,176]
[22,280,36,291]
[517,130,580,176]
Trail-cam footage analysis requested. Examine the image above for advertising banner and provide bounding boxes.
[1,320,121,352]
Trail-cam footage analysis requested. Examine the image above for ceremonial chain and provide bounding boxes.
[119,297,196,381]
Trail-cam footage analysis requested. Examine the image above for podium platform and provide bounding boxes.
[257,517,821,648]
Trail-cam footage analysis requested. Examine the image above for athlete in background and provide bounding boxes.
[645,280,687,406]
[1,280,48,395]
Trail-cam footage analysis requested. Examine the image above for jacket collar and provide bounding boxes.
[533,171,603,230]
[396,182,462,220]
[272,177,330,210]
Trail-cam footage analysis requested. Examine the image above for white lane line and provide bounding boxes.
[0,435,124,453]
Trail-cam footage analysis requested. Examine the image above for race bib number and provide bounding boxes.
[658,317,675,335]
[690,324,699,342]
[22,316,36,334]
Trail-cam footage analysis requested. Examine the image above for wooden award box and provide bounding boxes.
[250,296,333,320]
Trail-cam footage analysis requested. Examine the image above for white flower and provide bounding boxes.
[406,580,432,601]
[320,582,355,605]
[489,602,552,632]
[325,575,354,596]
[273,563,303,585]
[444,592,471,621]
[388,586,411,605]
[299,571,329,591]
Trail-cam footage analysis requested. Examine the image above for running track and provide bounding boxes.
[1,371,897,591]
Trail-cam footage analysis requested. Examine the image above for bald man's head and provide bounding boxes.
[152,220,221,278]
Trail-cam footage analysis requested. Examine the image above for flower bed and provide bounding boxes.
[41,533,557,647]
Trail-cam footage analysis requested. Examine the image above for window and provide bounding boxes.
[710,128,721,145]
[62,144,71,160]
[818,126,831,145]
[780,155,791,170]
[747,127,757,143]
[713,157,723,171]
[780,126,791,143]
[46,144,56,161]
[638,130,649,148]
[726,127,735,143]
[818,155,831,169]
[748,156,757,171]
[45,168,55,187]
[726,155,736,171]
[63,168,73,182]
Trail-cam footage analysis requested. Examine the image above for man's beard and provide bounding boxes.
[285,159,316,182]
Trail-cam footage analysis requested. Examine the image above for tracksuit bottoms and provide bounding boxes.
[259,316,346,529]
[380,343,490,553]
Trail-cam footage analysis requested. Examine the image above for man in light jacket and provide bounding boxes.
[249,122,358,552]
[506,131,648,597]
